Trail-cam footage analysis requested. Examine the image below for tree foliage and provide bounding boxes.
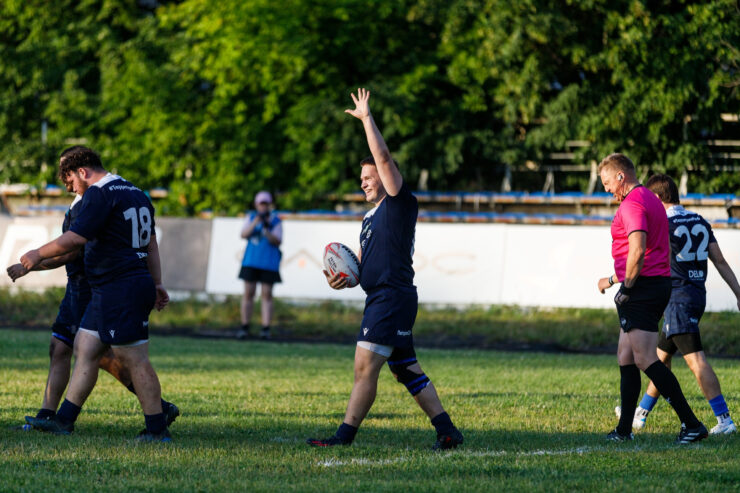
[1,0,737,214]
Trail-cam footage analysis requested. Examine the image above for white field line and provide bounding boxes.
[316,444,678,467]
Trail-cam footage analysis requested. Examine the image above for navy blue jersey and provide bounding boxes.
[359,181,417,292]
[69,174,155,286]
[666,205,716,302]
[63,195,85,278]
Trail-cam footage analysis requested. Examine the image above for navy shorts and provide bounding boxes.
[52,276,92,348]
[663,301,704,338]
[359,287,417,348]
[616,276,671,333]
[81,274,156,345]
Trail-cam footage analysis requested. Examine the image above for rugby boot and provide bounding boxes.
[432,428,464,450]
[614,405,649,430]
[709,420,737,435]
[164,402,180,427]
[135,428,172,443]
[10,423,34,431]
[306,435,351,447]
[675,422,708,444]
[24,415,73,435]
[606,428,634,442]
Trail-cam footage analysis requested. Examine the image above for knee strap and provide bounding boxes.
[388,357,430,396]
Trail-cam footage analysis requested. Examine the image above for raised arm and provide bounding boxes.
[345,88,403,196]
[708,242,740,311]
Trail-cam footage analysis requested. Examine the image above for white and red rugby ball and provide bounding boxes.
[323,242,360,288]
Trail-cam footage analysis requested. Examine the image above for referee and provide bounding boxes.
[596,153,707,444]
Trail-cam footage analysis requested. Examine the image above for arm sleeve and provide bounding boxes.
[68,187,111,240]
[620,199,648,235]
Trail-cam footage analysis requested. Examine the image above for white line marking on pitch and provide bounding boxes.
[316,444,674,467]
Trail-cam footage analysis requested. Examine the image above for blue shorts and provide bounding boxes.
[663,301,704,338]
[52,276,91,348]
[359,287,417,348]
[81,274,156,345]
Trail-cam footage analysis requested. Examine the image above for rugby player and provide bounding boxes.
[306,89,463,449]
[7,147,178,432]
[596,154,707,443]
[20,146,173,442]
[616,174,739,434]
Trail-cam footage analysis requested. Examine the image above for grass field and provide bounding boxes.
[1,329,739,492]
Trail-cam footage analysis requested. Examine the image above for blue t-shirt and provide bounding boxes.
[666,205,717,304]
[69,174,154,286]
[359,182,417,292]
[63,195,85,278]
[241,212,282,272]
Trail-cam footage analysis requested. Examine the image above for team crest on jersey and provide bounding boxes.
[109,330,115,338]
[363,327,369,336]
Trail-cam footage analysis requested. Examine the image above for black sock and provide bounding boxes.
[241,324,250,332]
[161,399,170,411]
[335,422,358,443]
[56,399,81,426]
[261,326,270,332]
[36,408,56,420]
[644,361,700,428]
[127,383,137,395]
[145,413,167,435]
[431,412,456,436]
[618,364,641,436]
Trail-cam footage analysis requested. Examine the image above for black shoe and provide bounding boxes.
[164,402,180,427]
[236,329,250,340]
[432,428,464,450]
[306,435,351,447]
[606,428,634,442]
[135,428,172,443]
[676,422,708,444]
[24,415,73,435]
[260,328,271,340]
[10,423,34,431]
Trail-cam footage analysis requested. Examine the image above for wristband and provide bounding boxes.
[608,275,614,286]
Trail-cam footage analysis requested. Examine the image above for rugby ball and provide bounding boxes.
[323,242,360,288]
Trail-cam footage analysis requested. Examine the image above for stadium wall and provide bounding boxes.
[2,216,739,312]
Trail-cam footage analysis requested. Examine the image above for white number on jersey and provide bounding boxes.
[123,207,152,248]
[674,223,709,262]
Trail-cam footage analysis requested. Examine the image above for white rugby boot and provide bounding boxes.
[614,406,649,430]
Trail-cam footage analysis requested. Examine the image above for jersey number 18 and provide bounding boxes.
[123,207,152,248]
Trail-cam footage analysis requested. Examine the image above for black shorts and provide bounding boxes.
[658,330,703,356]
[238,266,281,284]
[616,276,671,333]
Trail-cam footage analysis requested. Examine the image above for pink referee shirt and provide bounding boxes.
[611,185,671,280]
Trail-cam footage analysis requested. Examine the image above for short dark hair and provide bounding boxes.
[646,173,680,204]
[58,146,104,180]
[359,155,399,169]
[598,153,635,174]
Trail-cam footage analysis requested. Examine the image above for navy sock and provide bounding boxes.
[145,413,167,435]
[431,412,455,436]
[161,399,171,411]
[127,383,137,395]
[644,361,700,428]
[36,408,56,420]
[335,422,358,444]
[618,364,641,436]
[56,399,81,425]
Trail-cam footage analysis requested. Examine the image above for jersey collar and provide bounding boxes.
[666,204,687,218]
[92,173,122,188]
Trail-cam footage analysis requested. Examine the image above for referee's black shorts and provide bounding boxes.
[616,276,671,333]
